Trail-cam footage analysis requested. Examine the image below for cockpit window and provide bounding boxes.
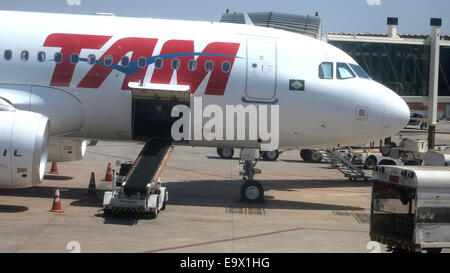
[349,64,370,79]
[319,62,333,79]
[336,62,356,80]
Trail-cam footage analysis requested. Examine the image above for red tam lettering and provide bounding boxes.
[77,37,158,89]
[44,34,112,87]
[151,40,194,85]
[151,41,240,96]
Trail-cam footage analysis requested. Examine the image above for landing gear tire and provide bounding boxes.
[420,122,428,130]
[364,156,378,170]
[310,151,323,163]
[300,149,313,162]
[217,148,234,159]
[241,181,264,203]
[262,150,279,161]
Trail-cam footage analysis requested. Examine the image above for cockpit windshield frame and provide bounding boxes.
[349,63,370,79]
[336,62,356,80]
[319,62,334,80]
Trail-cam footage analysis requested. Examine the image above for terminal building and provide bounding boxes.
[220,12,450,120]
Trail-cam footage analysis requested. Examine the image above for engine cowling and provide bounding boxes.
[48,138,87,162]
[0,110,50,188]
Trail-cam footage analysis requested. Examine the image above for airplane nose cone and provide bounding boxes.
[383,89,410,137]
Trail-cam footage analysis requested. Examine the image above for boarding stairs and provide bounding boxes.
[317,149,369,181]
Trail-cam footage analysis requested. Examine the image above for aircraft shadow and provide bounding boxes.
[206,156,237,160]
[44,175,74,181]
[318,166,341,170]
[0,178,370,212]
[70,197,103,207]
[280,159,327,164]
[0,204,29,213]
[207,156,294,162]
[0,187,103,208]
[166,179,369,211]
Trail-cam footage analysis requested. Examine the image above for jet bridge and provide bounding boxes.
[103,82,190,217]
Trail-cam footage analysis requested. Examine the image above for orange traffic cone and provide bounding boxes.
[49,187,64,213]
[49,161,59,174]
[103,163,113,182]
[88,172,97,196]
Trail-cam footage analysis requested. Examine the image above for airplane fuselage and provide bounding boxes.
[0,10,410,150]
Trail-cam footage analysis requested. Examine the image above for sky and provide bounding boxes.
[0,0,449,35]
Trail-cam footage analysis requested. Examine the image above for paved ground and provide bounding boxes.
[0,123,449,253]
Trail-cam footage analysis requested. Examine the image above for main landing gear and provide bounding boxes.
[239,149,264,203]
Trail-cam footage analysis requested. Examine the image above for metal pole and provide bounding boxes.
[427,18,442,149]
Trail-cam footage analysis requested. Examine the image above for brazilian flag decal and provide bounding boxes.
[289,80,305,91]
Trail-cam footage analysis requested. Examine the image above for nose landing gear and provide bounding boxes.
[239,149,264,202]
[241,179,264,202]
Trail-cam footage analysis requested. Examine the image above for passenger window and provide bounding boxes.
[21,51,29,61]
[87,54,96,65]
[205,60,214,72]
[155,58,163,69]
[71,53,79,64]
[222,61,231,73]
[104,55,113,66]
[37,51,46,62]
[121,56,129,67]
[336,62,356,80]
[171,59,180,70]
[137,57,146,68]
[319,62,333,79]
[4,50,12,60]
[54,52,63,63]
[188,59,197,71]
[349,64,370,79]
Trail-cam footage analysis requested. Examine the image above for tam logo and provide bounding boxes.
[43,34,241,95]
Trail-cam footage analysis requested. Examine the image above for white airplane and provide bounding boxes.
[0,10,409,202]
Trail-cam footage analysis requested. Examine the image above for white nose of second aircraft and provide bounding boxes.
[383,87,411,137]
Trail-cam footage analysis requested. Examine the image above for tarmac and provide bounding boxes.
[0,122,449,253]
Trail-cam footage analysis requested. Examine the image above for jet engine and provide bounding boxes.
[48,137,87,162]
[0,110,50,188]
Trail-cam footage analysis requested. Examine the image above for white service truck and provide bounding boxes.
[370,165,450,253]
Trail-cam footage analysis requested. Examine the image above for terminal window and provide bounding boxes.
[330,41,433,96]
